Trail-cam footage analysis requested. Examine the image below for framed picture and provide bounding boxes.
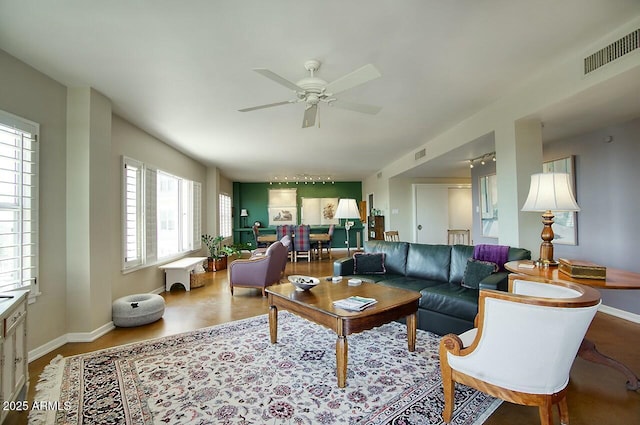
[301,198,339,225]
[268,208,297,226]
[479,173,498,238]
[543,156,577,245]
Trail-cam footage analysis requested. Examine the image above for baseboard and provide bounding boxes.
[67,321,115,343]
[28,335,68,362]
[599,304,640,324]
[28,321,115,363]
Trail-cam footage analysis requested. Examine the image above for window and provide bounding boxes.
[122,157,201,270]
[123,158,143,268]
[0,110,39,293]
[157,171,180,258]
[219,193,232,238]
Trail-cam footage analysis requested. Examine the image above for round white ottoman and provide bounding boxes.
[112,294,165,327]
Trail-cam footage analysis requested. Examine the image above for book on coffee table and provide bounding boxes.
[333,296,378,311]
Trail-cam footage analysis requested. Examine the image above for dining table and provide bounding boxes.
[257,233,332,259]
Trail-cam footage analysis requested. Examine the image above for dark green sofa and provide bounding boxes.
[333,240,531,335]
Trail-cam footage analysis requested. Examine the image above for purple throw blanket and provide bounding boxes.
[473,244,510,271]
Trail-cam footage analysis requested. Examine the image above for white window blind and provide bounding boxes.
[123,158,143,268]
[193,182,202,250]
[219,193,232,238]
[145,166,157,264]
[0,110,39,293]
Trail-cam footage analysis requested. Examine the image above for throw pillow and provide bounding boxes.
[353,252,386,274]
[462,258,498,289]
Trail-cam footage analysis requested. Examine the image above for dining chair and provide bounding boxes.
[292,224,313,262]
[447,229,470,245]
[384,230,400,242]
[276,225,295,261]
[320,224,335,259]
[253,225,269,248]
[439,275,601,425]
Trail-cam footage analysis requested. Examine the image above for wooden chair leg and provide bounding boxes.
[558,396,569,425]
[538,399,553,425]
[441,370,454,423]
[230,285,234,295]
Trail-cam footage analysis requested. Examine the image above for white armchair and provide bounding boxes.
[439,274,601,425]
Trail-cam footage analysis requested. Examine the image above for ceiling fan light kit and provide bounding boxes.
[239,59,382,128]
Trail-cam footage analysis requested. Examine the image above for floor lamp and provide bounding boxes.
[334,199,360,256]
[521,172,580,266]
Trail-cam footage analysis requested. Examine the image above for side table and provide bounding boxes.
[505,260,640,391]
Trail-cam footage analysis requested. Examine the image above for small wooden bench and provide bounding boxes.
[159,257,207,291]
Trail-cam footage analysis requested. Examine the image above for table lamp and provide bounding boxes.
[334,198,360,256]
[240,208,249,228]
[521,172,580,266]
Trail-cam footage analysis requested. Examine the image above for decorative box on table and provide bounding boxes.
[558,258,606,280]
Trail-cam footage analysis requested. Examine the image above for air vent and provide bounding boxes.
[414,148,426,160]
[584,29,639,75]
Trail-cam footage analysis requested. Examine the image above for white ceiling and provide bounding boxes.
[1,0,639,182]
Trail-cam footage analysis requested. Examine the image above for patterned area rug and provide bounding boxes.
[30,312,500,424]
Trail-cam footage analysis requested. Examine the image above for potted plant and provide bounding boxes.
[201,234,237,271]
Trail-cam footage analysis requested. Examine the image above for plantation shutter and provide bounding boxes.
[0,111,39,292]
[123,157,142,268]
[144,166,157,264]
[193,181,201,249]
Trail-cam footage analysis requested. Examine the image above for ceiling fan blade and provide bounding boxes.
[324,64,381,95]
[238,100,294,112]
[302,104,317,128]
[330,100,382,115]
[253,68,303,92]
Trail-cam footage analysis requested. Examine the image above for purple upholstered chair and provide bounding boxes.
[228,241,288,297]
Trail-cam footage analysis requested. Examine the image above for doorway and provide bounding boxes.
[414,184,472,244]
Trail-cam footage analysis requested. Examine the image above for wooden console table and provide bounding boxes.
[505,260,640,391]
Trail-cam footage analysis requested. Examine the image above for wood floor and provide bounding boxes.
[10,254,640,424]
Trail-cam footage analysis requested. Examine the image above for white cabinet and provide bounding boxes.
[0,290,28,423]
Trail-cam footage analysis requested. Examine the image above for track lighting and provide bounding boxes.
[467,152,496,169]
[269,173,334,184]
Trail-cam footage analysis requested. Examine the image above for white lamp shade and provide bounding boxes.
[240,209,248,217]
[334,198,360,219]
[521,173,580,212]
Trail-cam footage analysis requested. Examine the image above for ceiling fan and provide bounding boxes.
[238,59,382,128]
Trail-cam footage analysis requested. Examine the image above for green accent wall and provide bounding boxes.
[232,181,363,248]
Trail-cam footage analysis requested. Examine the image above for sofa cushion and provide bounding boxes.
[449,244,474,284]
[353,252,386,274]
[375,276,443,293]
[348,273,404,284]
[419,283,479,322]
[462,259,498,289]
[364,241,409,275]
[406,244,451,282]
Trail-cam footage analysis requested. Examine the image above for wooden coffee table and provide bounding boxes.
[266,278,421,388]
